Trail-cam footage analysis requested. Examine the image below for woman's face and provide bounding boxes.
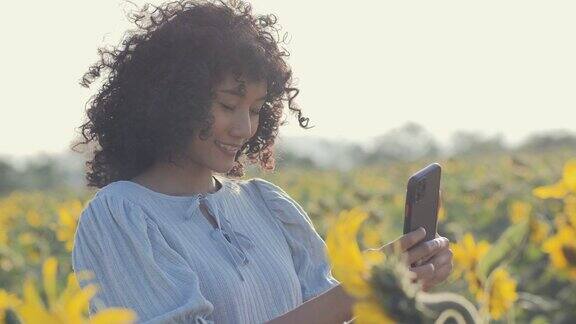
[186,74,267,173]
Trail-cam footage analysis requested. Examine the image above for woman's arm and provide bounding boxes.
[266,284,357,324]
[266,230,453,324]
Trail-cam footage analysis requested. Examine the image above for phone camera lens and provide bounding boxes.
[416,180,426,202]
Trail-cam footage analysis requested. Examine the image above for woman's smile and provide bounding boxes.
[215,140,241,156]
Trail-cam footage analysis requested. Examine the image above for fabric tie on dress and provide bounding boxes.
[185,194,254,282]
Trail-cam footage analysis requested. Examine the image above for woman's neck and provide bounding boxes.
[130,161,220,197]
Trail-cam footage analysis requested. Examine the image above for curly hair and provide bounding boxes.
[71,0,313,189]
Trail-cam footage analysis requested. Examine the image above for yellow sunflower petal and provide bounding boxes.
[564,195,576,226]
[42,257,59,310]
[16,277,58,324]
[542,226,576,275]
[533,181,568,199]
[0,289,22,309]
[362,249,386,268]
[487,268,517,320]
[509,201,531,224]
[90,308,138,324]
[326,208,372,299]
[66,284,99,320]
[562,159,576,192]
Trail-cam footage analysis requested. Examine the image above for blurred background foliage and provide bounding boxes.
[0,124,575,323]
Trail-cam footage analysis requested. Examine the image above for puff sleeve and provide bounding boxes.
[251,178,340,303]
[71,193,214,324]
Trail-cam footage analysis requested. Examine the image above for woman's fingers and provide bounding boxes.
[382,227,427,255]
[380,230,454,291]
[426,249,453,284]
[430,248,453,271]
[411,245,454,290]
[405,237,449,266]
[421,262,453,290]
[409,262,435,282]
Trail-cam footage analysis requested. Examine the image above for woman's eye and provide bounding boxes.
[220,102,260,116]
[220,103,234,111]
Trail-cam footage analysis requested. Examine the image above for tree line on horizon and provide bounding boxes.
[0,123,575,196]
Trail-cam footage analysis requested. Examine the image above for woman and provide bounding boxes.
[71,1,453,323]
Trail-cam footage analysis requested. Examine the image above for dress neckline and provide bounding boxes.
[121,174,228,201]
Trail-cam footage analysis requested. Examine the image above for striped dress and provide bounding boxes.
[71,175,340,324]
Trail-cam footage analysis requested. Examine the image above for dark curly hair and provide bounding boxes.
[71,0,313,189]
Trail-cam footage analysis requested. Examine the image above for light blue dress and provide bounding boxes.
[71,175,340,324]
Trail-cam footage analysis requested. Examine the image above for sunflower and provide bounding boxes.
[508,201,549,244]
[0,289,22,323]
[542,226,576,280]
[56,200,84,252]
[450,233,492,301]
[325,208,395,323]
[478,268,517,320]
[10,257,137,324]
[532,158,576,199]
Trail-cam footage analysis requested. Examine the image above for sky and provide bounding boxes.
[1,0,575,159]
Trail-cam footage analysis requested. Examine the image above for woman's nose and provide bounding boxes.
[229,110,253,139]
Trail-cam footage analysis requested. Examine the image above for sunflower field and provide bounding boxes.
[0,147,575,323]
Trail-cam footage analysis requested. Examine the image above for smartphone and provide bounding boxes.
[403,163,442,244]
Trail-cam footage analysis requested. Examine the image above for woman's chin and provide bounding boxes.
[211,160,235,173]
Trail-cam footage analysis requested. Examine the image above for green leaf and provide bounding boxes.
[477,219,530,281]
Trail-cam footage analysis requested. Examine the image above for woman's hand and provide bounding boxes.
[379,228,453,292]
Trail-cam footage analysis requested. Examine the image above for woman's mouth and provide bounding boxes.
[215,140,241,156]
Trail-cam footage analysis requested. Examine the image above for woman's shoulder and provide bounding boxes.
[79,181,152,225]
[218,176,277,198]
[237,177,284,194]
[235,177,312,225]
[95,180,146,200]
[231,177,293,206]
[90,180,182,208]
